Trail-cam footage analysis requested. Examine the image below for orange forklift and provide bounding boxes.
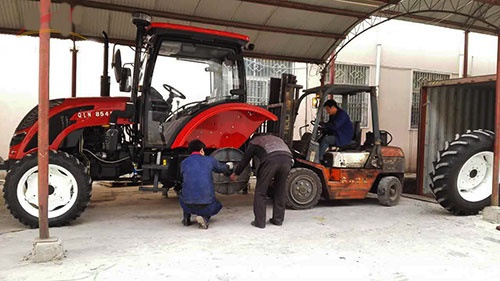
[266,75,405,209]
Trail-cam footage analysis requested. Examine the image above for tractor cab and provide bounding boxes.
[112,18,251,149]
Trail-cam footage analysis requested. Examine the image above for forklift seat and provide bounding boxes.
[331,120,361,151]
[292,132,312,156]
[351,120,362,147]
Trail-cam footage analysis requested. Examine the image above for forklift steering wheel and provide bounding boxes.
[163,84,186,99]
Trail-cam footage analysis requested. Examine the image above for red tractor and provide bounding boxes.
[2,13,275,227]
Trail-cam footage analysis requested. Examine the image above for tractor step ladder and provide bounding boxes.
[139,151,167,192]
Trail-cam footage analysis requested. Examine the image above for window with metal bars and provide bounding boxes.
[411,71,450,128]
[245,58,294,105]
[333,64,370,127]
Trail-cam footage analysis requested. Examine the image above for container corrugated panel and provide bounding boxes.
[420,75,497,195]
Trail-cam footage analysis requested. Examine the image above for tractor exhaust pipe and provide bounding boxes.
[101,31,110,97]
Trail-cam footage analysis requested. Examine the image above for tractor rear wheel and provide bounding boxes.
[429,130,493,215]
[377,176,402,206]
[3,150,92,227]
[285,168,322,210]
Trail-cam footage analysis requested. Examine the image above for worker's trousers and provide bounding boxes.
[253,154,293,228]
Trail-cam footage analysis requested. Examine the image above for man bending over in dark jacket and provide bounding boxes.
[180,140,231,229]
[230,134,293,229]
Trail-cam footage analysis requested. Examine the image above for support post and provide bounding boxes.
[70,40,77,97]
[329,56,336,84]
[493,33,500,207]
[38,0,50,240]
[320,68,326,86]
[32,1,65,263]
[416,86,428,195]
[463,31,469,78]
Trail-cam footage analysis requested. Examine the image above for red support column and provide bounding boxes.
[38,0,51,239]
[329,55,336,84]
[493,33,500,207]
[417,86,428,195]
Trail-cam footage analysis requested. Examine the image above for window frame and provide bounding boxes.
[410,70,451,130]
[333,63,370,128]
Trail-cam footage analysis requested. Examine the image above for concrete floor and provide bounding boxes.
[1,181,500,281]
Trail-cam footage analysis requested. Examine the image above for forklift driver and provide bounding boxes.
[318,99,354,160]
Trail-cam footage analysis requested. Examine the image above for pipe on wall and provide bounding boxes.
[375,44,382,97]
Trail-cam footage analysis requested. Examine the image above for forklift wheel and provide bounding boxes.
[285,168,322,210]
[377,176,402,206]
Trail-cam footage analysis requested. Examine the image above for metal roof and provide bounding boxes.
[0,0,499,65]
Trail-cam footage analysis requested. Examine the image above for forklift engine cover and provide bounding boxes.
[323,151,370,168]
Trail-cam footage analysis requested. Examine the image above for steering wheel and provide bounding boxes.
[311,119,326,141]
[163,84,186,100]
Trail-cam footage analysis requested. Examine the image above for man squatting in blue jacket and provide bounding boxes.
[180,139,232,229]
[318,99,354,161]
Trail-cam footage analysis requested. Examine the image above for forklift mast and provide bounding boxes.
[266,74,303,146]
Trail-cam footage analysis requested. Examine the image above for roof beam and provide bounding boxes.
[381,10,499,34]
[239,0,368,18]
[45,0,344,39]
[243,51,323,64]
[0,27,323,64]
[473,0,500,5]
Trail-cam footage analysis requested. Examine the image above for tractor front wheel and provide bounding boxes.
[3,150,92,228]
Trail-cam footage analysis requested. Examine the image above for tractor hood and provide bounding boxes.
[162,102,277,149]
[9,97,131,159]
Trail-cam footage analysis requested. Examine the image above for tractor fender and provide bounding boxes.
[8,97,132,160]
[170,103,277,149]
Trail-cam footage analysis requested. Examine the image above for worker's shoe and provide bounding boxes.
[182,218,192,226]
[251,221,265,229]
[196,216,209,229]
[268,218,282,226]
[182,213,192,226]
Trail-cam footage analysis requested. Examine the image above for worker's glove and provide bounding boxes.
[224,162,234,177]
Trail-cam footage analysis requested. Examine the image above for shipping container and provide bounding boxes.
[417,75,497,195]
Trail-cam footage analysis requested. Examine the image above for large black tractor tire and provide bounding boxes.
[377,176,402,206]
[429,129,493,215]
[3,150,92,228]
[285,168,322,210]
